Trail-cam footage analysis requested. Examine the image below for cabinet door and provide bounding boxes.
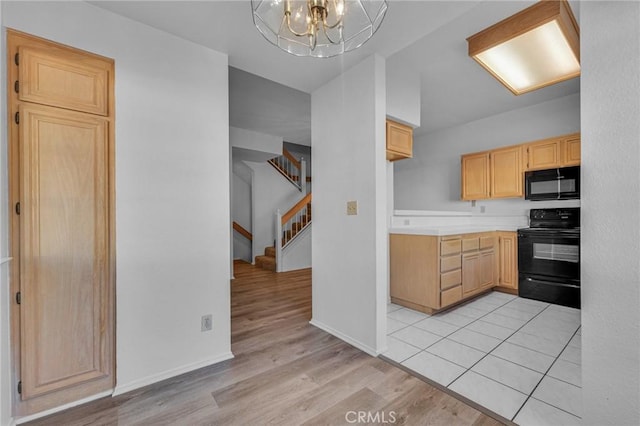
[390,234,439,309]
[20,104,112,399]
[462,253,480,294]
[498,232,518,289]
[526,139,561,171]
[19,46,110,116]
[490,146,523,198]
[461,152,490,200]
[386,120,413,161]
[480,250,496,287]
[562,135,581,166]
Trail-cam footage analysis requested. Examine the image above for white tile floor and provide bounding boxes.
[384,292,582,425]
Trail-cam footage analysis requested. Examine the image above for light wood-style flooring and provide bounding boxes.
[26,261,503,425]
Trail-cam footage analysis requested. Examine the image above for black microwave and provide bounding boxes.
[525,166,580,200]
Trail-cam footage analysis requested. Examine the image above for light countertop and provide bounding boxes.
[388,225,522,236]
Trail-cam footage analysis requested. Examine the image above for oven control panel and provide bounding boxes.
[529,208,580,229]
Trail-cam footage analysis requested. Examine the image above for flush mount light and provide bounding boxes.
[251,0,388,58]
[467,0,580,95]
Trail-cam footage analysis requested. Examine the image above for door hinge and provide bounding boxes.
[17,381,22,395]
[15,202,20,215]
[15,53,19,66]
[14,81,19,93]
[15,112,19,125]
[16,292,21,305]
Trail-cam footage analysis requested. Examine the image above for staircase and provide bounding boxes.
[254,148,311,272]
[279,193,312,247]
[268,148,308,193]
[255,246,276,271]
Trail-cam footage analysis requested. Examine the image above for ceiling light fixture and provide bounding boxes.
[251,0,388,58]
[467,0,580,95]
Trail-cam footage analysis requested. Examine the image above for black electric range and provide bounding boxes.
[518,208,580,308]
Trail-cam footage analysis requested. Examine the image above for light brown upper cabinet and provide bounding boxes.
[490,145,523,198]
[18,46,110,116]
[525,138,561,171]
[462,146,522,200]
[525,133,581,170]
[386,119,413,161]
[461,152,490,200]
[462,133,580,200]
[561,134,581,166]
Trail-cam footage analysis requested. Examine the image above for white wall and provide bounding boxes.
[1,1,232,414]
[394,94,581,215]
[581,2,640,425]
[230,126,282,157]
[280,225,311,272]
[232,172,252,262]
[311,55,387,355]
[246,161,302,262]
[386,60,420,128]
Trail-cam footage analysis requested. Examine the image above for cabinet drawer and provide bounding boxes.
[462,237,480,252]
[480,235,495,250]
[440,255,461,273]
[440,269,462,290]
[441,285,463,307]
[441,239,461,256]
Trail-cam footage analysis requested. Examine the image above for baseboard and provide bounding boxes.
[14,390,112,424]
[309,319,380,357]
[112,352,234,396]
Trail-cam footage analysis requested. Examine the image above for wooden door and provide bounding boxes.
[8,30,114,415]
[498,232,518,289]
[562,134,581,166]
[461,152,490,200]
[20,104,111,399]
[526,139,561,170]
[462,253,480,294]
[490,146,523,198]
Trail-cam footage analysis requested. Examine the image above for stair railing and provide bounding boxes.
[232,221,252,241]
[275,192,312,272]
[268,148,307,193]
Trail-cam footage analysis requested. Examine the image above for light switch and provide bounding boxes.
[346,200,358,216]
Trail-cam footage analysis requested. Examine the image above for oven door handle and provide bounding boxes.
[525,277,580,289]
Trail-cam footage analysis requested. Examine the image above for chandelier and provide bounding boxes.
[251,0,388,58]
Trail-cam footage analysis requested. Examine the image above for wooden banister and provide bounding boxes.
[233,222,253,241]
[282,148,301,170]
[282,193,312,225]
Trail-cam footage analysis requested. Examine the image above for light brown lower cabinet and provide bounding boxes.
[390,231,499,314]
[462,253,480,294]
[497,231,518,291]
[480,250,496,288]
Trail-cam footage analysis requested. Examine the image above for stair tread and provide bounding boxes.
[255,255,276,271]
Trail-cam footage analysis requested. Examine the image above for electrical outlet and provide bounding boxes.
[346,200,358,216]
[201,314,213,332]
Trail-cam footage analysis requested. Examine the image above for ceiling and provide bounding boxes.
[92,0,581,141]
